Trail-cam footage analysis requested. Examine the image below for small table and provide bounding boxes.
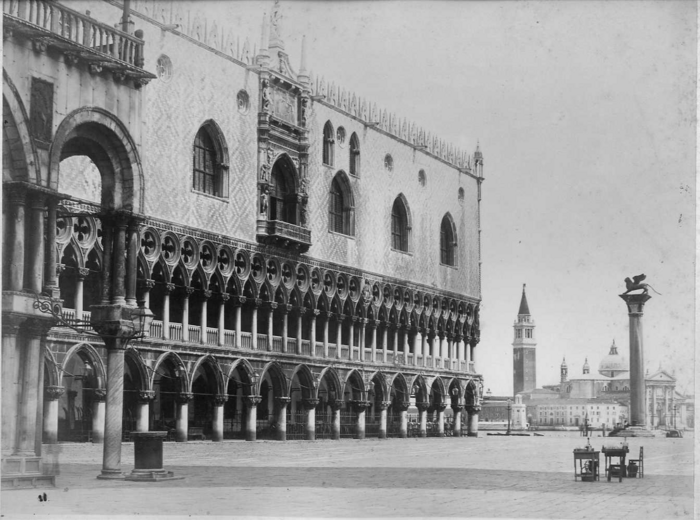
[602,446,629,482]
[573,449,600,481]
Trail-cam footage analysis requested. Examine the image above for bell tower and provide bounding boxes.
[513,284,536,395]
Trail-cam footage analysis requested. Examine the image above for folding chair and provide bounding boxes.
[628,447,643,478]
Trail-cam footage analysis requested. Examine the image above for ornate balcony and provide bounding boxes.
[3,0,155,87]
[256,219,311,252]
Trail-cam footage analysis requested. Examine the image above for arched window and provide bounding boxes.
[349,132,360,176]
[329,172,354,236]
[192,122,228,198]
[440,214,456,266]
[322,121,334,166]
[391,196,410,252]
[270,166,294,223]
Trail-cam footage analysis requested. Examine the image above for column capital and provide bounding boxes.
[323,311,334,320]
[379,400,392,411]
[23,316,56,337]
[213,395,228,406]
[202,289,212,299]
[165,283,176,294]
[451,402,464,413]
[267,301,278,311]
[5,183,27,204]
[251,298,263,308]
[176,392,194,404]
[93,388,107,402]
[137,390,156,403]
[219,292,231,303]
[231,296,247,306]
[435,403,448,412]
[244,394,262,406]
[311,309,320,317]
[395,400,411,412]
[371,320,380,329]
[296,307,307,317]
[45,385,65,401]
[279,304,292,314]
[416,401,431,412]
[274,396,291,406]
[465,405,482,415]
[619,293,652,314]
[329,398,344,411]
[77,267,90,279]
[359,318,368,326]
[140,279,156,290]
[302,398,319,410]
[352,400,372,412]
[184,287,196,297]
[454,333,463,343]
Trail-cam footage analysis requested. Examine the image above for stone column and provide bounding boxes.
[244,395,261,441]
[348,316,355,359]
[359,318,367,362]
[140,279,155,310]
[175,393,193,442]
[302,398,319,440]
[25,192,46,293]
[6,185,26,291]
[456,334,464,363]
[125,219,140,307]
[99,217,113,304]
[91,388,107,443]
[111,215,128,305]
[354,401,370,440]
[382,324,388,362]
[2,317,23,454]
[15,319,51,456]
[397,401,410,438]
[413,328,421,366]
[182,287,193,342]
[393,325,400,360]
[330,399,342,440]
[75,267,89,318]
[452,403,463,437]
[251,299,259,350]
[416,401,430,438]
[430,332,438,360]
[267,302,276,351]
[218,293,229,346]
[378,401,391,439]
[162,283,174,340]
[274,397,290,441]
[437,403,447,436]
[466,405,481,437]
[371,321,378,362]
[44,196,60,297]
[619,293,652,427]
[212,395,227,442]
[233,297,244,348]
[336,315,343,359]
[43,386,64,444]
[296,308,305,355]
[136,390,155,432]
[419,329,427,367]
[97,337,127,479]
[310,310,318,357]
[323,312,330,358]
[281,305,289,353]
[200,290,211,344]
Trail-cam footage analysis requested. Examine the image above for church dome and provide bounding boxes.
[598,340,629,377]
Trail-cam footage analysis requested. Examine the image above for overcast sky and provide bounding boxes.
[183,1,696,395]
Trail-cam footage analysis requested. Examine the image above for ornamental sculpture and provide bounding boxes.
[622,274,661,296]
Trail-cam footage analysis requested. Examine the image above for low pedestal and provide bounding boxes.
[124,432,184,482]
[617,426,655,438]
[1,455,55,489]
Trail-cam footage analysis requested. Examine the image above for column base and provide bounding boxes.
[467,432,479,437]
[617,426,655,438]
[1,455,55,489]
[124,469,185,482]
[97,469,127,480]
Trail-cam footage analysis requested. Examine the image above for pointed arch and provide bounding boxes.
[3,70,40,183]
[258,361,288,397]
[190,354,225,395]
[289,364,316,399]
[60,343,106,388]
[225,358,257,390]
[151,352,189,392]
[269,154,300,224]
[322,120,335,166]
[440,212,457,266]
[124,347,150,392]
[192,119,229,198]
[349,132,360,176]
[43,347,60,388]
[329,170,355,236]
[391,194,412,252]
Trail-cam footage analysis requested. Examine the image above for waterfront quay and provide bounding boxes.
[1,433,693,519]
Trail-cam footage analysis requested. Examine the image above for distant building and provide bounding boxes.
[512,284,536,395]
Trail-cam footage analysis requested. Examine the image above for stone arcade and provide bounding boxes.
[2,0,485,486]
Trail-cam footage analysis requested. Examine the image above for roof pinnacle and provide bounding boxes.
[518,284,531,315]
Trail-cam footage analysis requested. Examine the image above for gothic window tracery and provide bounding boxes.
[192,122,228,198]
[391,196,410,252]
[322,121,334,166]
[440,214,456,266]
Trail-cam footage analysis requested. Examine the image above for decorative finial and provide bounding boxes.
[269,0,284,51]
[256,11,270,66]
[298,35,309,85]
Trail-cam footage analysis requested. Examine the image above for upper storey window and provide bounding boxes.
[440,214,456,266]
[329,172,355,236]
[192,122,228,198]
[323,121,335,166]
[270,166,294,223]
[391,196,410,252]
[349,132,360,176]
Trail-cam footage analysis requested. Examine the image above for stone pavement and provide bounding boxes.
[1,433,694,519]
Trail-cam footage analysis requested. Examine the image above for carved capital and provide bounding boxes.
[176,392,194,404]
[45,385,65,401]
[220,293,231,303]
[435,403,448,412]
[352,400,372,412]
[202,290,212,300]
[88,63,103,75]
[165,283,176,294]
[77,267,90,279]
[296,307,307,317]
[32,38,49,53]
[244,395,262,407]
[395,400,411,412]
[416,401,431,412]
[302,398,319,410]
[138,390,156,403]
[379,400,392,411]
[112,71,126,83]
[267,301,278,311]
[214,395,228,406]
[93,388,107,402]
[329,399,344,411]
[232,296,247,306]
[63,52,80,65]
[141,279,156,291]
[465,405,482,415]
[184,287,196,297]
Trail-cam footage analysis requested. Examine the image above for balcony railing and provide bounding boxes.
[256,219,311,252]
[3,0,155,81]
[54,307,475,373]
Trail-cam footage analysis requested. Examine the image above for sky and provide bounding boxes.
[124,0,698,395]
